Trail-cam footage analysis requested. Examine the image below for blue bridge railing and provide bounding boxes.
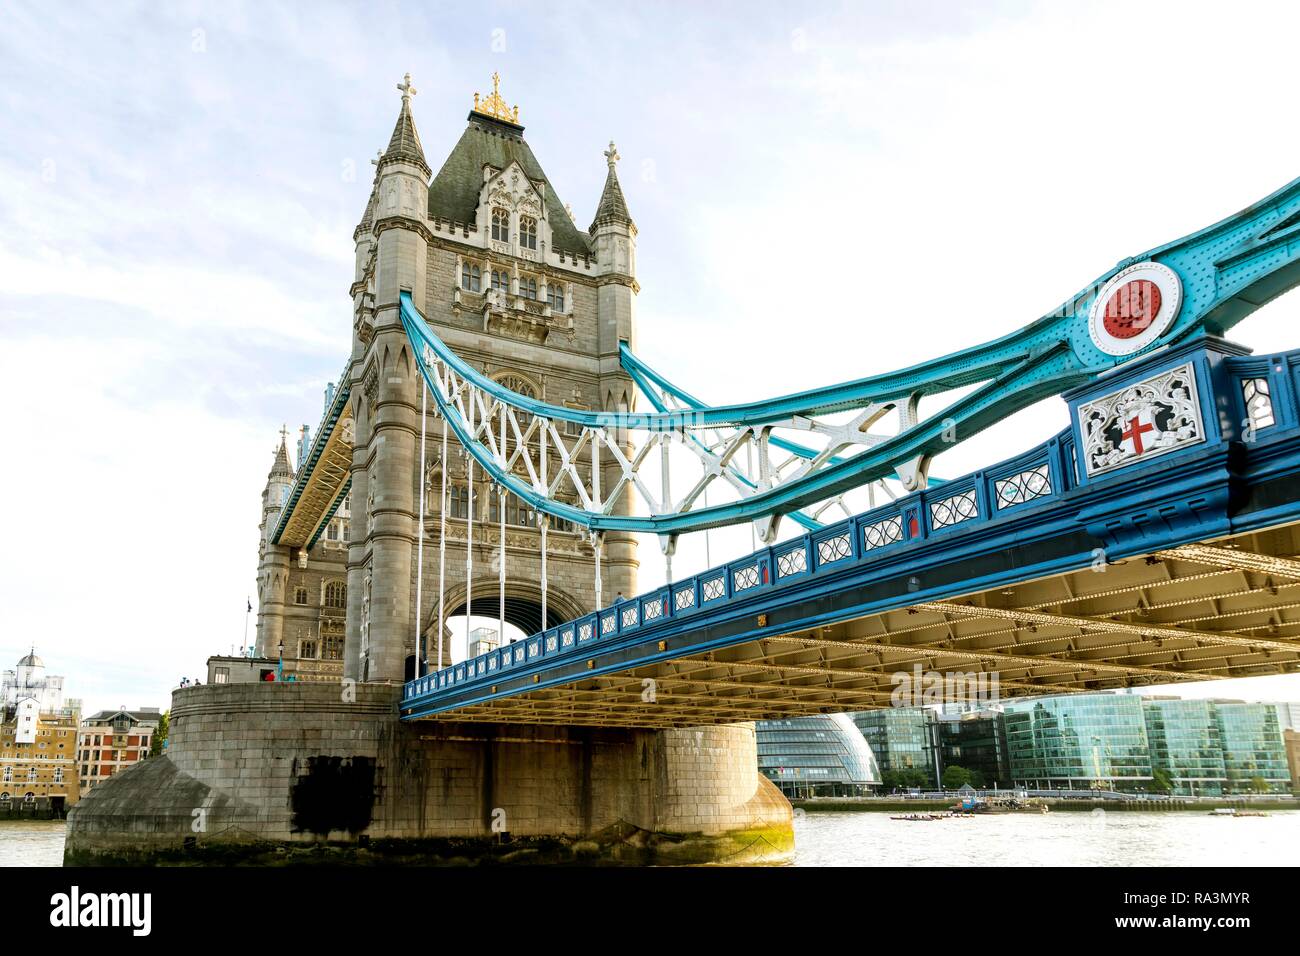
[401,342,1300,711]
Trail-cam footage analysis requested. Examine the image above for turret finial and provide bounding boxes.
[604,141,620,168]
[471,72,520,124]
[397,72,417,102]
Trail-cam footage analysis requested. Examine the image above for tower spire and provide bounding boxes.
[270,427,293,479]
[381,71,429,174]
[590,140,634,232]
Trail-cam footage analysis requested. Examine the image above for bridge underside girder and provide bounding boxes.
[409,526,1300,728]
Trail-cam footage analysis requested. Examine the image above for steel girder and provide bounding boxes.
[397,174,1300,537]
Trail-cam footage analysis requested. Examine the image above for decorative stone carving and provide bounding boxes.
[1078,362,1205,477]
[363,364,380,412]
[359,568,372,676]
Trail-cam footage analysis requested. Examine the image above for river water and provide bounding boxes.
[790,809,1300,866]
[5,812,1298,866]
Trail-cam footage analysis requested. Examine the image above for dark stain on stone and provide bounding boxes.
[579,728,593,835]
[481,726,496,832]
[290,756,376,835]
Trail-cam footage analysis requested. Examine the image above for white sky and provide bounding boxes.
[2,0,1300,713]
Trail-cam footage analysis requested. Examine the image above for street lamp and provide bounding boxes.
[277,641,284,682]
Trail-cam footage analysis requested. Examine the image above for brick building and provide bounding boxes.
[76,708,162,795]
[0,650,80,817]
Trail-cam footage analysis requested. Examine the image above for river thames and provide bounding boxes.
[5,811,1299,866]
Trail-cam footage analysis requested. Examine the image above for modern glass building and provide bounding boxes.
[936,710,1011,789]
[850,708,936,787]
[756,714,881,798]
[1001,693,1153,791]
[1141,698,1226,796]
[1213,702,1291,794]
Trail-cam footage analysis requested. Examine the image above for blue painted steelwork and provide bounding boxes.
[620,341,947,534]
[399,175,1300,535]
[271,363,352,549]
[401,338,1300,719]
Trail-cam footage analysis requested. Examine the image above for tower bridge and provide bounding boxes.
[66,74,1300,865]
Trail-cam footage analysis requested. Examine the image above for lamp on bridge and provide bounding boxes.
[276,641,284,682]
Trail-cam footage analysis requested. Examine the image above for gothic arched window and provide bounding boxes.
[519,216,537,250]
[449,484,469,519]
[519,276,538,300]
[294,587,308,605]
[547,284,565,312]
[461,262,481,292]
[491,270,510,295]
[324,581,347,609]
[491,208,509,242]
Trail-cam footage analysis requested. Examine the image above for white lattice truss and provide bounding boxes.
[421,345,918,547]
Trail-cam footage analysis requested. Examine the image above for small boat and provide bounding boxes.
[890,813,946,821]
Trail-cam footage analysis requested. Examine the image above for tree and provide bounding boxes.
[1149,767,1173,795]
[942,766,972,790]
[150,711,169,758]
[1249,776,1270,794]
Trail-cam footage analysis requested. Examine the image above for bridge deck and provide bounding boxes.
[401,339,1300,727]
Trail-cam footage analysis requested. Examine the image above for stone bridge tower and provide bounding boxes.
[345,74,640,684]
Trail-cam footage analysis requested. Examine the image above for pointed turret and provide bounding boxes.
[269,427,294,480]
[380,73,430,176]
[590,141,635,232]
[255,426,295,657]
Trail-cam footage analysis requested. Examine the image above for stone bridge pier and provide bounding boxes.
[64,683,794,865]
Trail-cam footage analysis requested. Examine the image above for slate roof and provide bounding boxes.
[385,94,430,173]
[269,437,293,479]
[83,709,163,725]
[590,163,634,232]
[427,113,593,256]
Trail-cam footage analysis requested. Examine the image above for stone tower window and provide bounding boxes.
[449,484,470,519]
[324,581,347,609]
[519,215,537,250]
[461,262,481,292]
[294,587,308,605]
[519,276,537,300]
[491,207,509,242]
[547,284,565,312]
[496,374,536,428]
[299,640,318,660]
[491,270,510,295]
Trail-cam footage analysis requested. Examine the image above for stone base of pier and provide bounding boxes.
[64,683,793,866]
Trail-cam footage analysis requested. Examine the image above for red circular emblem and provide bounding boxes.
[1102,279,1162,339]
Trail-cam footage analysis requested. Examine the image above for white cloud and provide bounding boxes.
[2,0,1299,712]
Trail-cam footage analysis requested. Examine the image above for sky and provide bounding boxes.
[3,0,1300,714]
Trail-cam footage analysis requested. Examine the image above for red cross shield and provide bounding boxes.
[1119,407,1159,457]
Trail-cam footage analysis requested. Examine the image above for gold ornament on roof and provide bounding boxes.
[472,72,520,124]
